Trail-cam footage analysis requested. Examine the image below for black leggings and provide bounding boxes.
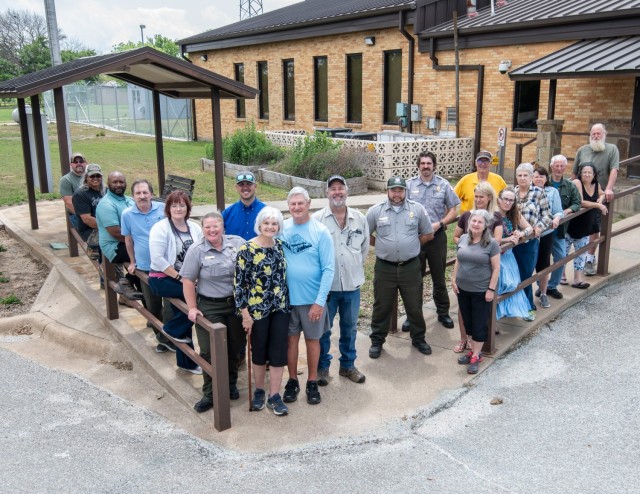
[535,234,554,273]
[250,311,290,367]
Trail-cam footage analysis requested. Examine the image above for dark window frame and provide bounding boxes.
[512,80,541,131]
[283,59,295,121]
[346,53,362,124]
[383,50,402,125]
[257,61,269,120]
[314,56,328,122]
[234,63,245,119]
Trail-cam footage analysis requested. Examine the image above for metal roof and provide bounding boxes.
[179,0,415,47]
[424,0,640,35]
[0,47,258,100]
[509,36,640,80]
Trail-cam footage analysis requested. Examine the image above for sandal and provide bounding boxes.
[453,338,469,353]
[571,281,590,289]
[560,277,569,285]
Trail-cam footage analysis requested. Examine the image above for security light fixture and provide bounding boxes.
[200,54,208,61]
[364,36,375,46]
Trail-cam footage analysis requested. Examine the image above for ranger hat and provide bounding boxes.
[386,176,406,189]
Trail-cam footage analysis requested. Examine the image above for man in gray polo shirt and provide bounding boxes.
[313,175,369,385]
[366,176,434,359]
[59,152,88,230]
[405,151,460,331]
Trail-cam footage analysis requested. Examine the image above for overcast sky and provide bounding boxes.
[4,0,300,54]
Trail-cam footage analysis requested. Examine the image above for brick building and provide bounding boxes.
[179,0,640,171]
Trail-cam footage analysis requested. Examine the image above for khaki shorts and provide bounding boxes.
[288,304,330,340]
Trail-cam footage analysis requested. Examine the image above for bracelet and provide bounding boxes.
[487,287,495,292]
[175,274,182,281]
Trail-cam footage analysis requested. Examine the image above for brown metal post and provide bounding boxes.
[597,196,614,276]
[547,80,557,120]
[29,94,50,193]
[152,90,166,194]
[211,87,225,211]
[104,258,119,320]
[209,322,231,431]
[389,294,399,333]
[514,143,523,183]
[483,297,497,355]
[17,98,39,230]
[53,87,78,257]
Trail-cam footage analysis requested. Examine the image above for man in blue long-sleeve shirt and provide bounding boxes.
[280,187,335,406]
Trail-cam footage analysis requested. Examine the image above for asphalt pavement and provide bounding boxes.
[2,274,637,493]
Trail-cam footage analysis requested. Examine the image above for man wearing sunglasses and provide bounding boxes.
[454,150,507,212]
[222,172,266,241]
[60,152,88,229]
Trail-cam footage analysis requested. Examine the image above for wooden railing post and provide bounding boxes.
[209,323,231,432]
[598,195,615,276]
[104,258,119,320]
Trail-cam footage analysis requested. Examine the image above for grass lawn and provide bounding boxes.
[0,122,288,207]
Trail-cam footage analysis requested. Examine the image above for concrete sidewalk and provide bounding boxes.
[1,199,640,452]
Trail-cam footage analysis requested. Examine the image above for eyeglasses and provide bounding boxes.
[499,197,515,202]
[88,174,102,179]
[73,158,86,164]
[236,174,255,183]
[476,158,491,163]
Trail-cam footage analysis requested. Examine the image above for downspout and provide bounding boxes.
[399,10,414,134]
[429,37,484,157]
[179,44,199,141]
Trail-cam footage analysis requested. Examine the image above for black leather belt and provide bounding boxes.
[377,256,418,266]
[200,295,234,304]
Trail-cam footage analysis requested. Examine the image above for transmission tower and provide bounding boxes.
[240,0,263,20]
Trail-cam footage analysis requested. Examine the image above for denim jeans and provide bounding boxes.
[548,232,567,290]
[149,276,197,370]
[513,238,539,311]
[319,289,360,370]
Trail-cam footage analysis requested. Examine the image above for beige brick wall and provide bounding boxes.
[194,29,635,173]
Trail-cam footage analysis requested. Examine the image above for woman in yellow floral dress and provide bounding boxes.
[234,206,291,416]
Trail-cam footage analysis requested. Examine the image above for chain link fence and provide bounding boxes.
[42,81,193,140]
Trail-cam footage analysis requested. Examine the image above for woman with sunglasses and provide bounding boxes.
[496,187,533,320]
[148,190,202,374]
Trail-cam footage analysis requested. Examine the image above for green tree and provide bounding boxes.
[18,36,51,75]
[111,34,179,57]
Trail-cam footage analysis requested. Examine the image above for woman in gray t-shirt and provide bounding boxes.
[452,209,500,374]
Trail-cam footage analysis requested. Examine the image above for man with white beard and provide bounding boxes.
[572,123,619,275]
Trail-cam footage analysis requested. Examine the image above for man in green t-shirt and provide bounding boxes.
[59,152,88,229]
[572,123,620,275]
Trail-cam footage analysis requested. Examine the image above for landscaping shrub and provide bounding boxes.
[204,121,284,166]
[274,144,366,181]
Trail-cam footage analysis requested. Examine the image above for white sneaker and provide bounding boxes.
[539,294,551,308]
[585,261,596,276]
[179,366,203,375]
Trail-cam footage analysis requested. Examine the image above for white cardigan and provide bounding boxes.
[149,218,203,272]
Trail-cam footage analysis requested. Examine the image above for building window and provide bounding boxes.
[346,53,362,124]
[234,63,245,119]
[383,50,402,125]
[314,56,328,122]
[513,81,540,131]
[257,61,269,120]
[283,59,295,120]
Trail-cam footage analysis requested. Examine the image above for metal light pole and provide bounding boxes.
[139,24,146,44]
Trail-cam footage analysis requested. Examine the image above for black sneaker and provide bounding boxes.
[306,380,321,405]
[251,389,266,411]
[283,378,300,403]
[229,384,240,400]
[113,277,144,301]
[547,288,564,299]
[155,344,168,353]
[266,393,289,416]
[155,334,177,353]
[194,397,213,413]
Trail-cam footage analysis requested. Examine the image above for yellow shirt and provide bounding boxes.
[454,172,507,212]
